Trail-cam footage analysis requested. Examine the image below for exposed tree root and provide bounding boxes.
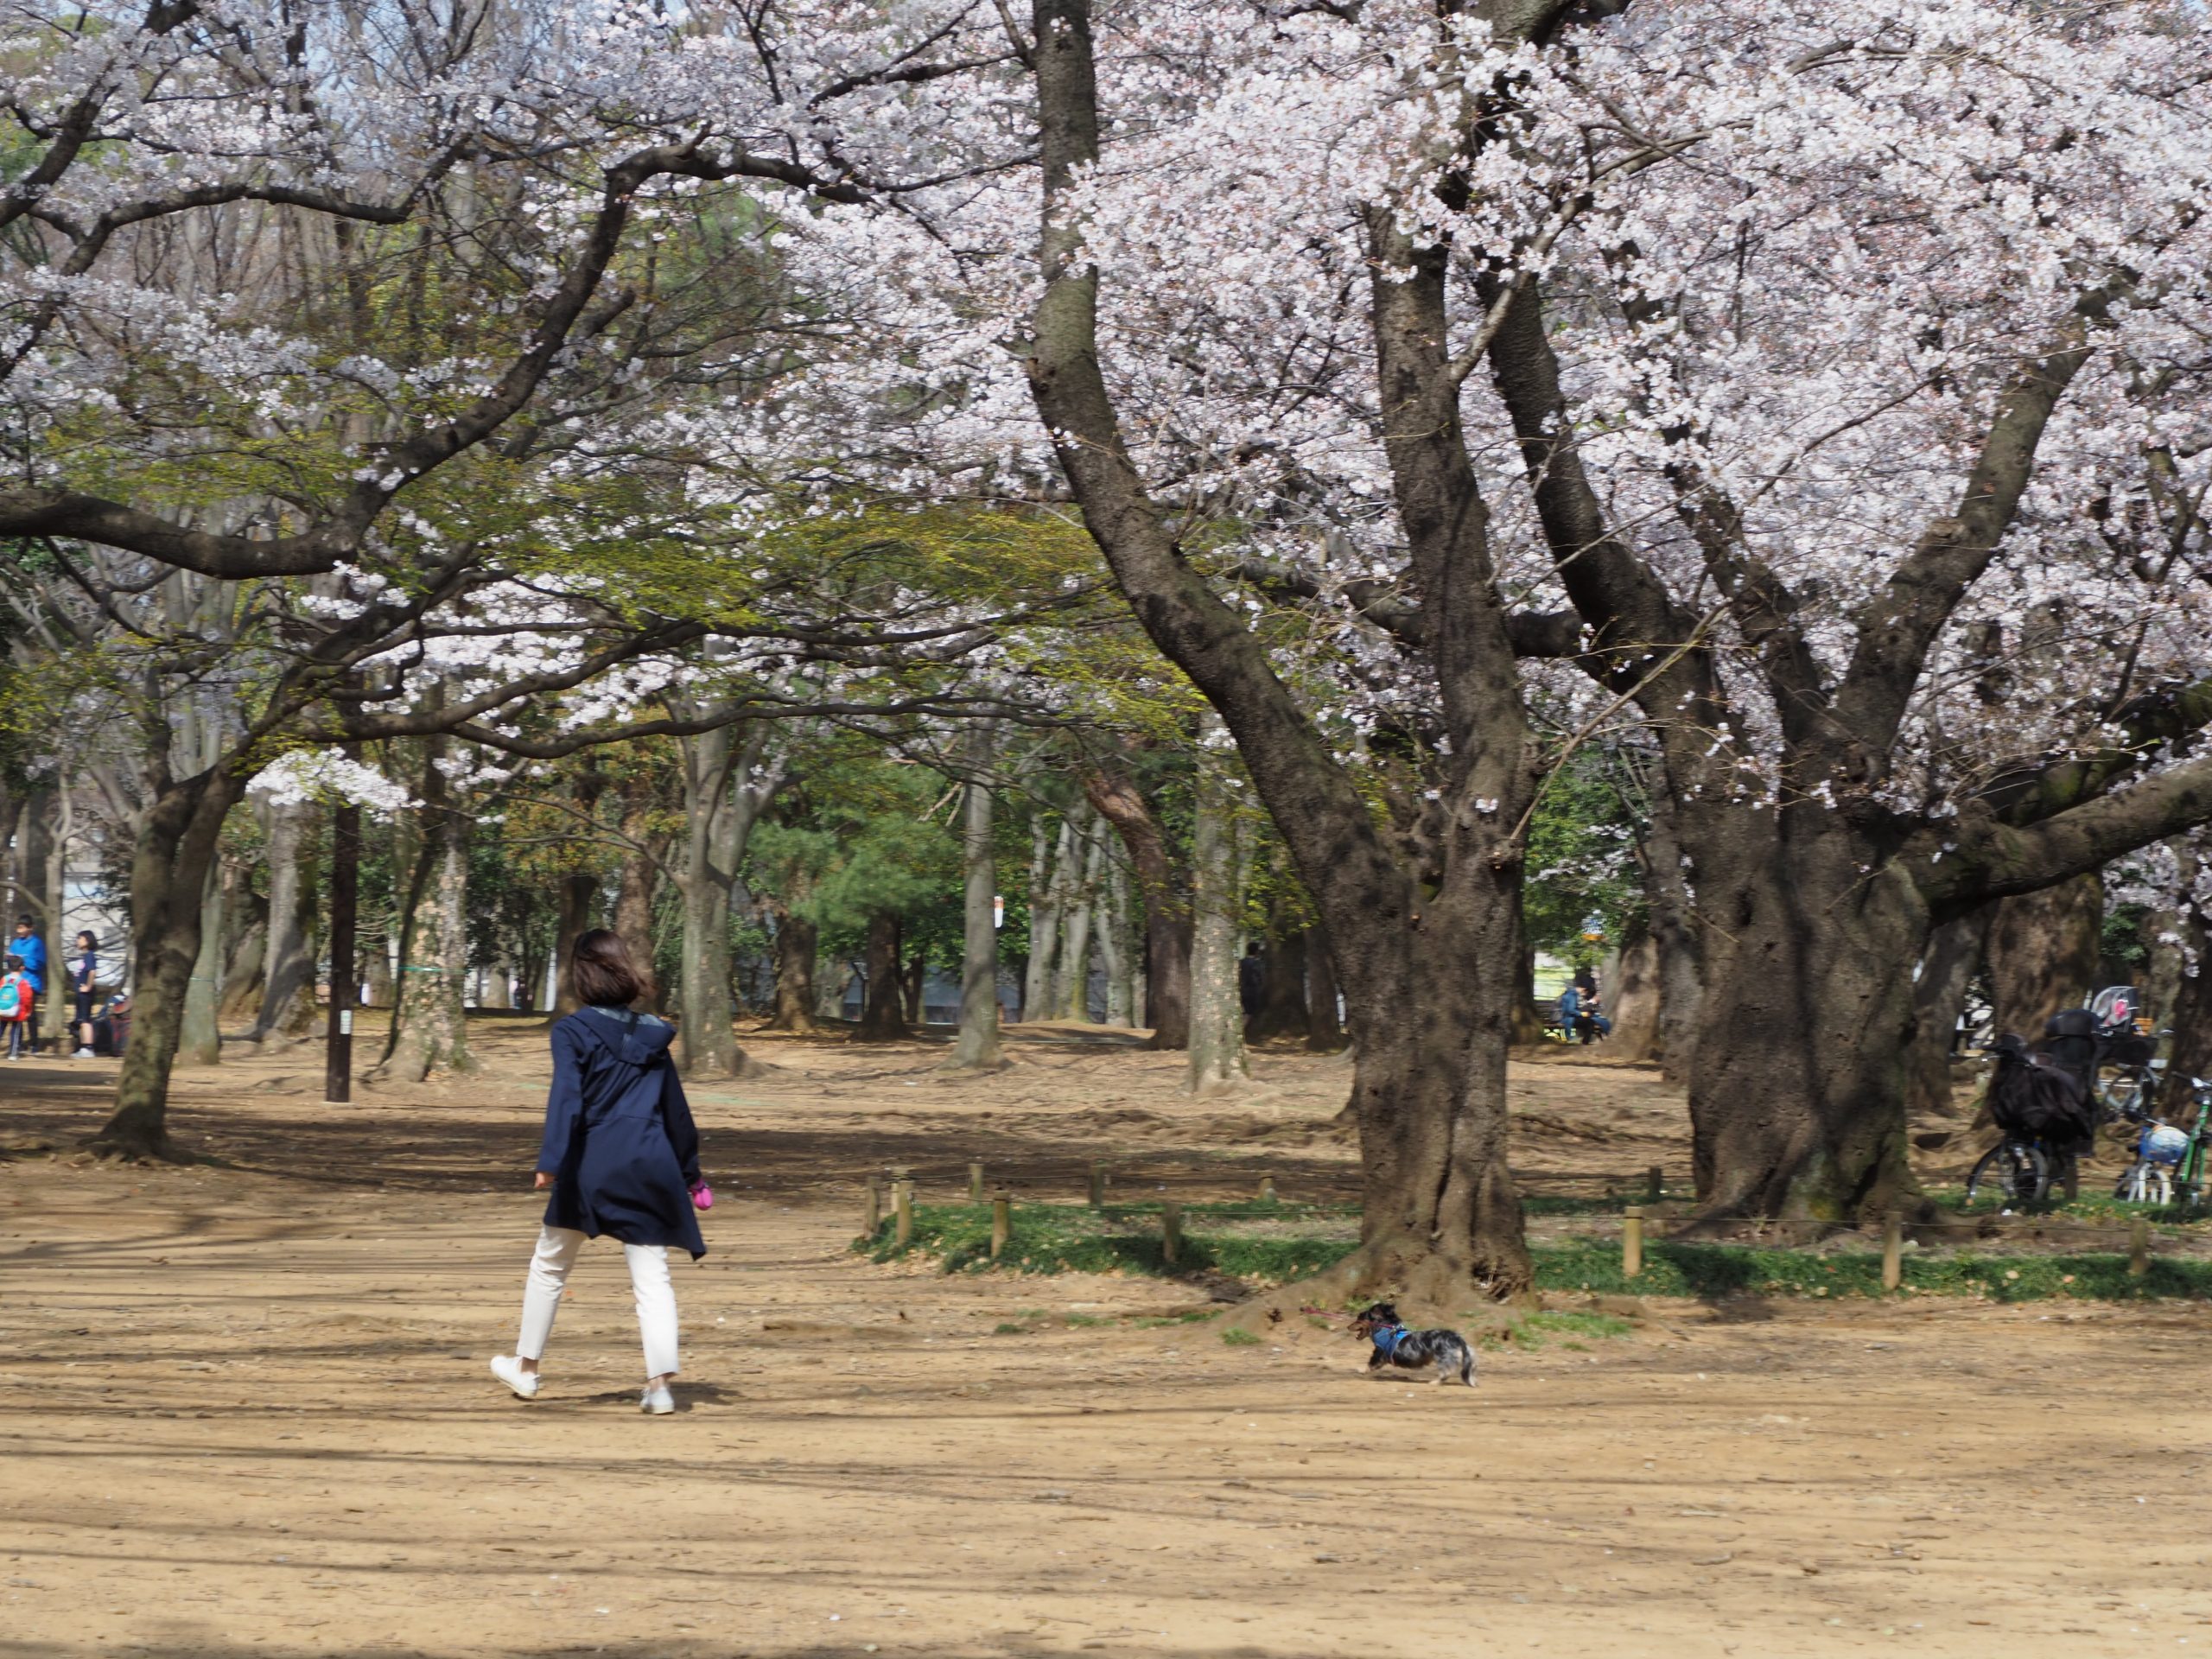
[1215,1238,1530,1338]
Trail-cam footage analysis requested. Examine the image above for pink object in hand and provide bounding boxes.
[690,1179,713,1211]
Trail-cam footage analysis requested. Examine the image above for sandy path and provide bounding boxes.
[3,1022,2209,1657]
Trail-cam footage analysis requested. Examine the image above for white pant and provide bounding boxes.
[515,1224,679,1379]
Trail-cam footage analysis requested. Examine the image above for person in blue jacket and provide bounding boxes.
[490,930,707,1415]
[10,916,44,1054]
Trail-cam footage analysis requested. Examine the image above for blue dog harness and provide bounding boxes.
[1371,1325,1409,1358]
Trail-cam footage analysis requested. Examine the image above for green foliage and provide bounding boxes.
[860,1202,2212,1303]
[1501,1310,1637,1349]
[1537,1236,2212,1302]
[1522,751,1643,963]
[1220,1326,1262,1345]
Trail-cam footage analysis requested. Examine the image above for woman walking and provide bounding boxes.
[491,930,707,1414]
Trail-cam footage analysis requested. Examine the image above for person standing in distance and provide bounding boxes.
[69,931,97,1058]
[10,918,45,1055]
[490,930,708,1414]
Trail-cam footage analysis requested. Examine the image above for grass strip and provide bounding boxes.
[861,1204,2212,1302]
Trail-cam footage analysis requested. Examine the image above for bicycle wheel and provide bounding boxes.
[1967,1141,2049,1206]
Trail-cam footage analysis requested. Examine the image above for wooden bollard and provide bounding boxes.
[969,1160,985,1203]
[893,1178,914,1249]
[1089,1161,1107,1209]
[1622,1205,1644,1280]
[1257,1174,1276,1204]
[1162,1200,1183,1266]
[1646,1166,1664,1205]
[990,1189,1012,1260]
[1881,1210,1903,1293]
[863,1177,882,1238]
[2131,1215,2151,1277]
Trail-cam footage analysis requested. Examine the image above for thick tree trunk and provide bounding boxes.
[480,961,515,1010]
[1099,856,1135,1027]
[177,862,225,1067]
[901,947,927,1026]
[1305,925,1344,1052]
[217,889,265,1021]
[1185,760,1250,1096]
[1687,821,1928,1219]
[675,722,779,1077]
[2139,900,2186,1039]
[946,754,1003,1069]
[1021,817,1067,1020]
[1903,909,1992,1119]
[1057,820,1103,1020]
[768,901,820,1033]
[551,871,600,1018]
[1640,780,1704,1085]
[613,832,667,1015]
[855,912,908,1041]
[676,729,734,1066]
[816,953,850,1022]
[1082,766,1191,1047]
[41,785,67,1050]
[92,767,248,1157]
[1986,873,2104,1040]
[2166,917,2212,1121]
[250,799,318,1041]
[1604,922,1663,1062]
[19,785,54,938]
[385,774,473,1082]
[1245,929,1308,1044]
[514,932,545,1014]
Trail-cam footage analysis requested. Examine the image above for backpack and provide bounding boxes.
[0,976,23,1020]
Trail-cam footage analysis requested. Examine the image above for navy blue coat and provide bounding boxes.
[535,1007,706,1259]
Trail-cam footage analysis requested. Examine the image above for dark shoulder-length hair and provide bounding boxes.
[569,929,643,1008]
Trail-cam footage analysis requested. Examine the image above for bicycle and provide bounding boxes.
[1965,1132,2081,1208]
[1964,1033,2102,1208]
[2094,1023,2170,1121]
[2114,1077,2212,1207]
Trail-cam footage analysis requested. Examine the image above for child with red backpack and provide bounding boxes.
[0,956,32,1058]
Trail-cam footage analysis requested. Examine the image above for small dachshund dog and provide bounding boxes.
[1351,1301,1477,1387]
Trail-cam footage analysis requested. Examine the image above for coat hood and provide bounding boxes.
[572,1006,677,1066]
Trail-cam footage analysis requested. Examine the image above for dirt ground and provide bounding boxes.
[5,1017,2212,1659]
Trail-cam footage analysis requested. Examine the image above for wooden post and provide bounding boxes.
[863,1177,881,1238]
[893,1177,914,1249]
[1088,1161,1108,1209]
[1622,1205,1644,1280]
[1646,1166,1663,1205]
[1162,1200,1182,1266]
[1881,1210,1903,1293]
[322,800,359,1105]
[1257,1174,1276,1204]
[990,1188,1012,1260]
[969,1160,985,1203]
[2131,1215,2151,1277]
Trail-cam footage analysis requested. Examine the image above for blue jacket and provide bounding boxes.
[11,932,45,992]
[536,1007,706,1259]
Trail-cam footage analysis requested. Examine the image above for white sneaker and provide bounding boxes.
[72,1048,92,1058]
[639,1382,675,1415]
[489,1355,540,1400]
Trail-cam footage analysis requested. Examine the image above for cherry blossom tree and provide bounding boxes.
[740,0,2212,1268]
